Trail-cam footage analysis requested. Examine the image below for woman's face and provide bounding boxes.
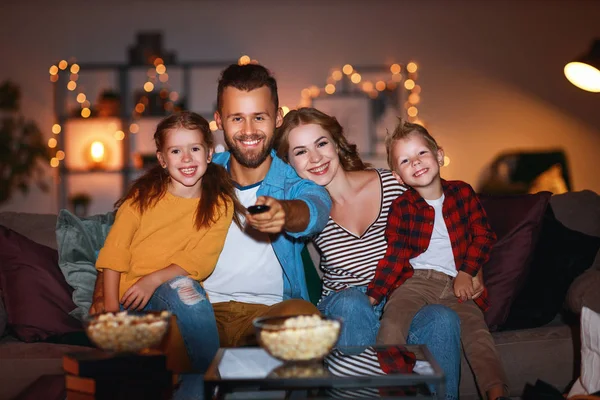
[287,123,340,187]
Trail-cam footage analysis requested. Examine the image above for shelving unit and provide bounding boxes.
[52,60,235,214]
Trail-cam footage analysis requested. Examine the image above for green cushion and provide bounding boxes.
[55,209,115,320]
[301,245,322,306]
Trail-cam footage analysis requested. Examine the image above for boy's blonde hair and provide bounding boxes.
[385,118,440,170]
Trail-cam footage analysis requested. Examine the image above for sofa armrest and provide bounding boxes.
[566,269,600,314]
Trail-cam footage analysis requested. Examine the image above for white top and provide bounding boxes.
[313,169,406,297]
[203,183,284,305]
[410,194,457,277]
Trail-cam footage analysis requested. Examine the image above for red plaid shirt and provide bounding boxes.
[366,180,496,311]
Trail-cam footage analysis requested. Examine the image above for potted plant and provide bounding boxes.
[0,81,50,204]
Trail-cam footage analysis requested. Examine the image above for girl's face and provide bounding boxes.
[157,128,213,197]
[287,123,340,187]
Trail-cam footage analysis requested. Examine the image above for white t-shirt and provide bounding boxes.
[203,183,284,305]
[410,194,457,277]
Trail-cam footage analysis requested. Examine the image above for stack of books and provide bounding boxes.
[62,350,173,399]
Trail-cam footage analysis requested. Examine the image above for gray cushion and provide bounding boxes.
[55,209,115,321]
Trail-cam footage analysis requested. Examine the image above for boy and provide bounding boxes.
[366,120,509,400]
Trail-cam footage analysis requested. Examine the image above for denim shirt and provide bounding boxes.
[212,150,332,301]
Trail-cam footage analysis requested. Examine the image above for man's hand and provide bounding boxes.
[453,271,475,302]
[472,269,485,300]
[245,197,310,233]
[89,271,105,315]
[120,274,161,311]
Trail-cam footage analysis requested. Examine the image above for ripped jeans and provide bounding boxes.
[143,276,219,373]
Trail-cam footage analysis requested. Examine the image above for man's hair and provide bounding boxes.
[216,64,279,112]
[385,118,439,170]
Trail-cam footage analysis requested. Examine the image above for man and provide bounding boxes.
[90,64,331,362]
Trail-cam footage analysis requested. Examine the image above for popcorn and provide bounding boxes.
[257,315,341,362]
[85,311,170,352]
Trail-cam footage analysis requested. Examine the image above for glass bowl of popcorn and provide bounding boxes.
[253,314,341,363]
[84,310,171,353]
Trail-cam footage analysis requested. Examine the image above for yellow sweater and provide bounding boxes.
[96,191,233,299]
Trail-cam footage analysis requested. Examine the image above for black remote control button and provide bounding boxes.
[247,205,271,215]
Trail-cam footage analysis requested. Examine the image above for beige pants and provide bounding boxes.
[212,299,319,347]
[377,269,508,395]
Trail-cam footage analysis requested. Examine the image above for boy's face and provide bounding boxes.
[215,86,282,168]
[390,133,444,192]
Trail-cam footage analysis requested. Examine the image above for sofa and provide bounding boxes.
[1,190,599,400]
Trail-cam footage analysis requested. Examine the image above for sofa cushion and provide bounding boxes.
[502,206,600,330]
[0,212,58,250]
[56,209,115,321]
[0,290,6,338]
[0,226,82,342]
[479,191,552,330]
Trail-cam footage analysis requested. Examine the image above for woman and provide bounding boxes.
[276,108,463,400]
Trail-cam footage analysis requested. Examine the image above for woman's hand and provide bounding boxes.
[453,271,475,302]
[120,274,160,311]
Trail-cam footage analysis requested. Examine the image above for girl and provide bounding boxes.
[95,111,243,371]
[276,107,464,400]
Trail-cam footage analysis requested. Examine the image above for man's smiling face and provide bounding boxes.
[215,86,282,168]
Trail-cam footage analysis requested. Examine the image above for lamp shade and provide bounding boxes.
[564,39,600,93]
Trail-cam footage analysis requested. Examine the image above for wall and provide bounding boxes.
[1,0,599,213]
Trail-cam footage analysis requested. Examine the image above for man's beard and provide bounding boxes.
[224,133,275,168]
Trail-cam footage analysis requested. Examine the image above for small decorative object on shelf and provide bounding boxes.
[96,90,121,118]
[70,193,91,217]
[128,32,176,66]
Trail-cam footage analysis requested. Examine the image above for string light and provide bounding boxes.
[297,60,423,126]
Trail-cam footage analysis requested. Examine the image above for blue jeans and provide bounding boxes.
[318,286,460,400]
[143,276,220,373]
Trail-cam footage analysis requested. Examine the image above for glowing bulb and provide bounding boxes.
[325,84,336,94]
[350,73,361,84]
[281,106,290,116]
[155,64,166,74]
[159,73,169,83]
[50,75,59,82]
[404,79,415,90]
[209,121,218,131]
[332,70,343,81]
[48,138,57,148]
[49,65,59,75]
[90,141,105,163]
[390,64,401,74]
[58,60,68,70]
[564,62,600,92]
[169,92,179,102]
[129,123,139,134]
[407,106,418,117]
[238,55,251,65]
[362,81,374,92]
[153,57,164,67]
[56,150,65,161]
[342,64,353,75]
[376,81,386,91]
[52,124,61,134]
[135,103,145,113]
[76,93,86,103]
[392,73,403,82]
[144,82,154,92]
[67,81,77,91]
[412,85,421,94]
[70,64,80,74]
[407,62,418,73]
[81,108,91,118]
[50,158,59,168]
[114,130,125,140]
[309,85,320,97]
[408,93,420,104]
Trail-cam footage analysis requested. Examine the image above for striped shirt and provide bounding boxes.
[313,169,406,297]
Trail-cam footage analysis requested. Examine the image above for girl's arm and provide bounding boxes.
[103,268,122,312]
[120,264,189,310]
